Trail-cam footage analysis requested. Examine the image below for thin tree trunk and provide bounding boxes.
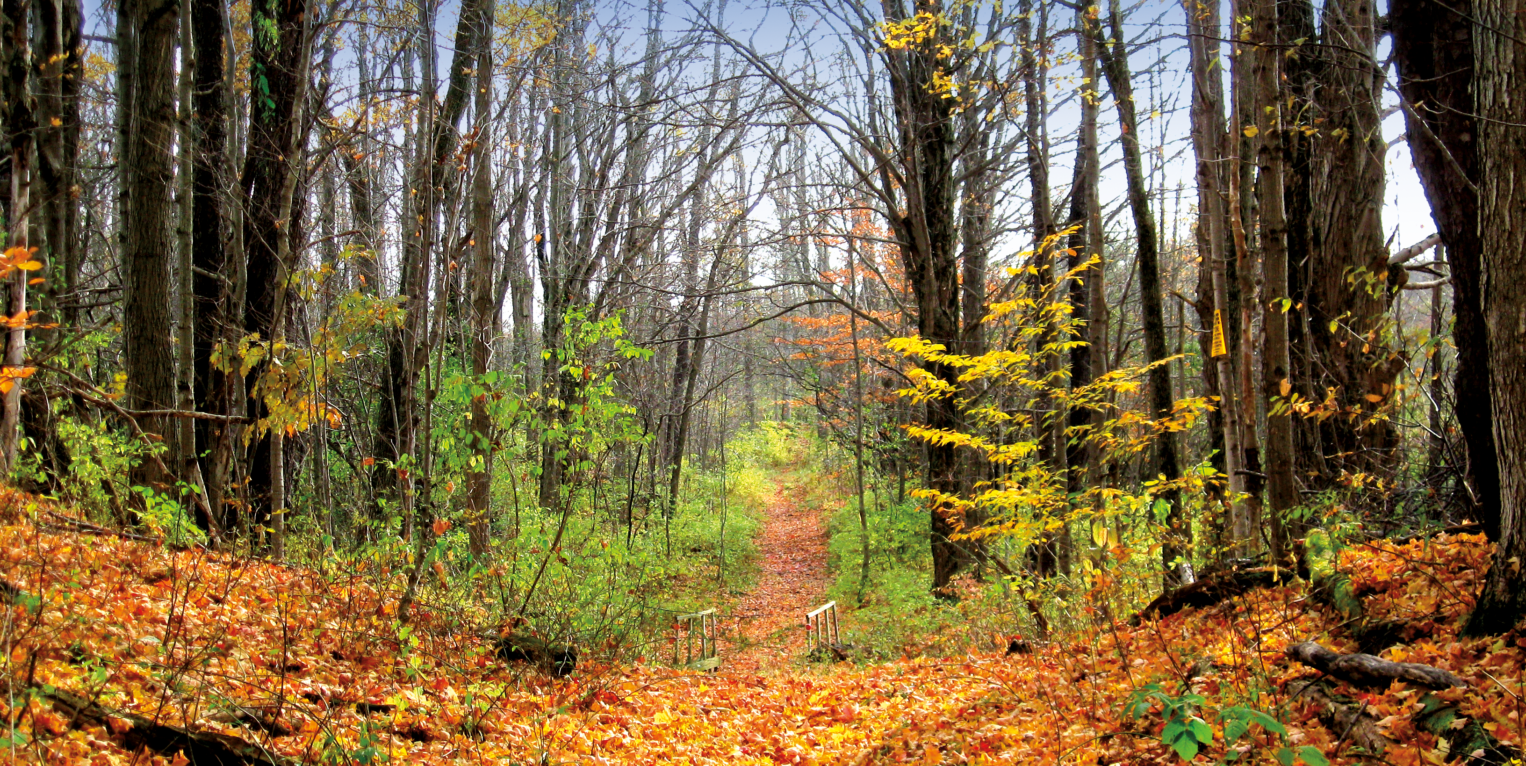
[0,0,33,476]
[242,0,310,547]
[1185,0,1243,554]
[1096,0,1185,587]
[467,0,496,557]
[191,0,236,533]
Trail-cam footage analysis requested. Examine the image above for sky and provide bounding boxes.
[76,0,1438,262]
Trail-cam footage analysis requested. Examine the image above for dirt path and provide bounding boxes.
[722,473,834,673]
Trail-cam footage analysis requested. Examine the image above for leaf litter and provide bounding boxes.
[0,486,1521,765]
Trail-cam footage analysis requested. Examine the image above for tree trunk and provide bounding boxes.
[1186,0,1243,554]
[1301,0,1400,490]
[1465,0,1526,637]
[191,0,237,533]
[1252,0,1298,561]
[374,0,480,534]
[1391,0,1498,539]
[1068,2,1104,509]
[121,0,181,494]
[1021,0,1067,579]
[467,0,495,557]
[34,0,82,336]
[879,0,969,592]
[1096,0,1185,587]
[242,0,309,544]
[0,0,32,477]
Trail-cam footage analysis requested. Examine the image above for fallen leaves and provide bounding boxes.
[0,486,1520,765]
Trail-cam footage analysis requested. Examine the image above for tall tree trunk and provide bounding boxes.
[1391,0,1498,539]
[191,0,237,532]
[34,0,82,336]
[0,0,33,476]
[1252,0,1298,561]
[121,0,181,493]
[467,0,495,557]
[1096,0,1186,587]
[1021,0,1066,578]
[375,0,481,534]
[1068,1,1103,505]
[1185,0,1243,554]
[879,0,969,592]
[1302,0,1400,490]
[242,0,310,544]
[1465,0,1526,637]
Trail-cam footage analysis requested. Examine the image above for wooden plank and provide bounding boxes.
[805,601,835,619]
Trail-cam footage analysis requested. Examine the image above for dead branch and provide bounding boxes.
[1287,640,1467,690]
[1131,567,1287,624]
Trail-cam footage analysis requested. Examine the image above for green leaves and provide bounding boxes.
[1161,714,1213,760]
[1219,705,1286,744]
[1274,745,1330,766]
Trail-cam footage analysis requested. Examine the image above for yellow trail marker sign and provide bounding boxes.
[1210,309,1227,357]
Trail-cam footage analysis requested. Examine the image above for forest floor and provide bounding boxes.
[1,486,1523,765]
[723,473,835,673]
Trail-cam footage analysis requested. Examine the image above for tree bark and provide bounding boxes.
[879,0,970,592]
[1300,0,1401,489]
[34,0,82,335]
[0,0,32,477]
[242,0,310,543]
[467,0,495,557]
[1021,0,1067,579]
[121,0,181,494]
[1068,2,1104,512]
[1466,0,1526,637]
[191,0,237,532]
[1391,0,1498,539]
[1096,0,1185,587]
[1252,0,1298,561]
[1185,0,1244,554]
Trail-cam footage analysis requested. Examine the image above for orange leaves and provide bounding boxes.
[0,487,1519,765]
[0,245,42,276]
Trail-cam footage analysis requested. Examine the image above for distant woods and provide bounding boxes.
[2,0,1526,633]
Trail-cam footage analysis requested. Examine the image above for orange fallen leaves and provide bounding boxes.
[0,486,1519,765]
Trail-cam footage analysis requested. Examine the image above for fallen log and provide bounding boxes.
[1131,567,1286,624]
[44,687,298,766]
[1286,641,1466,690]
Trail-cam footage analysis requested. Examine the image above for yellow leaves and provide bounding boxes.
[1242,125,1260,138]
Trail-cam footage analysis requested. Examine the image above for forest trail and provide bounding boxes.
[723,471,834,673]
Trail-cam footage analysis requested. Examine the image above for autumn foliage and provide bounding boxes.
[0,483,1520,765]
